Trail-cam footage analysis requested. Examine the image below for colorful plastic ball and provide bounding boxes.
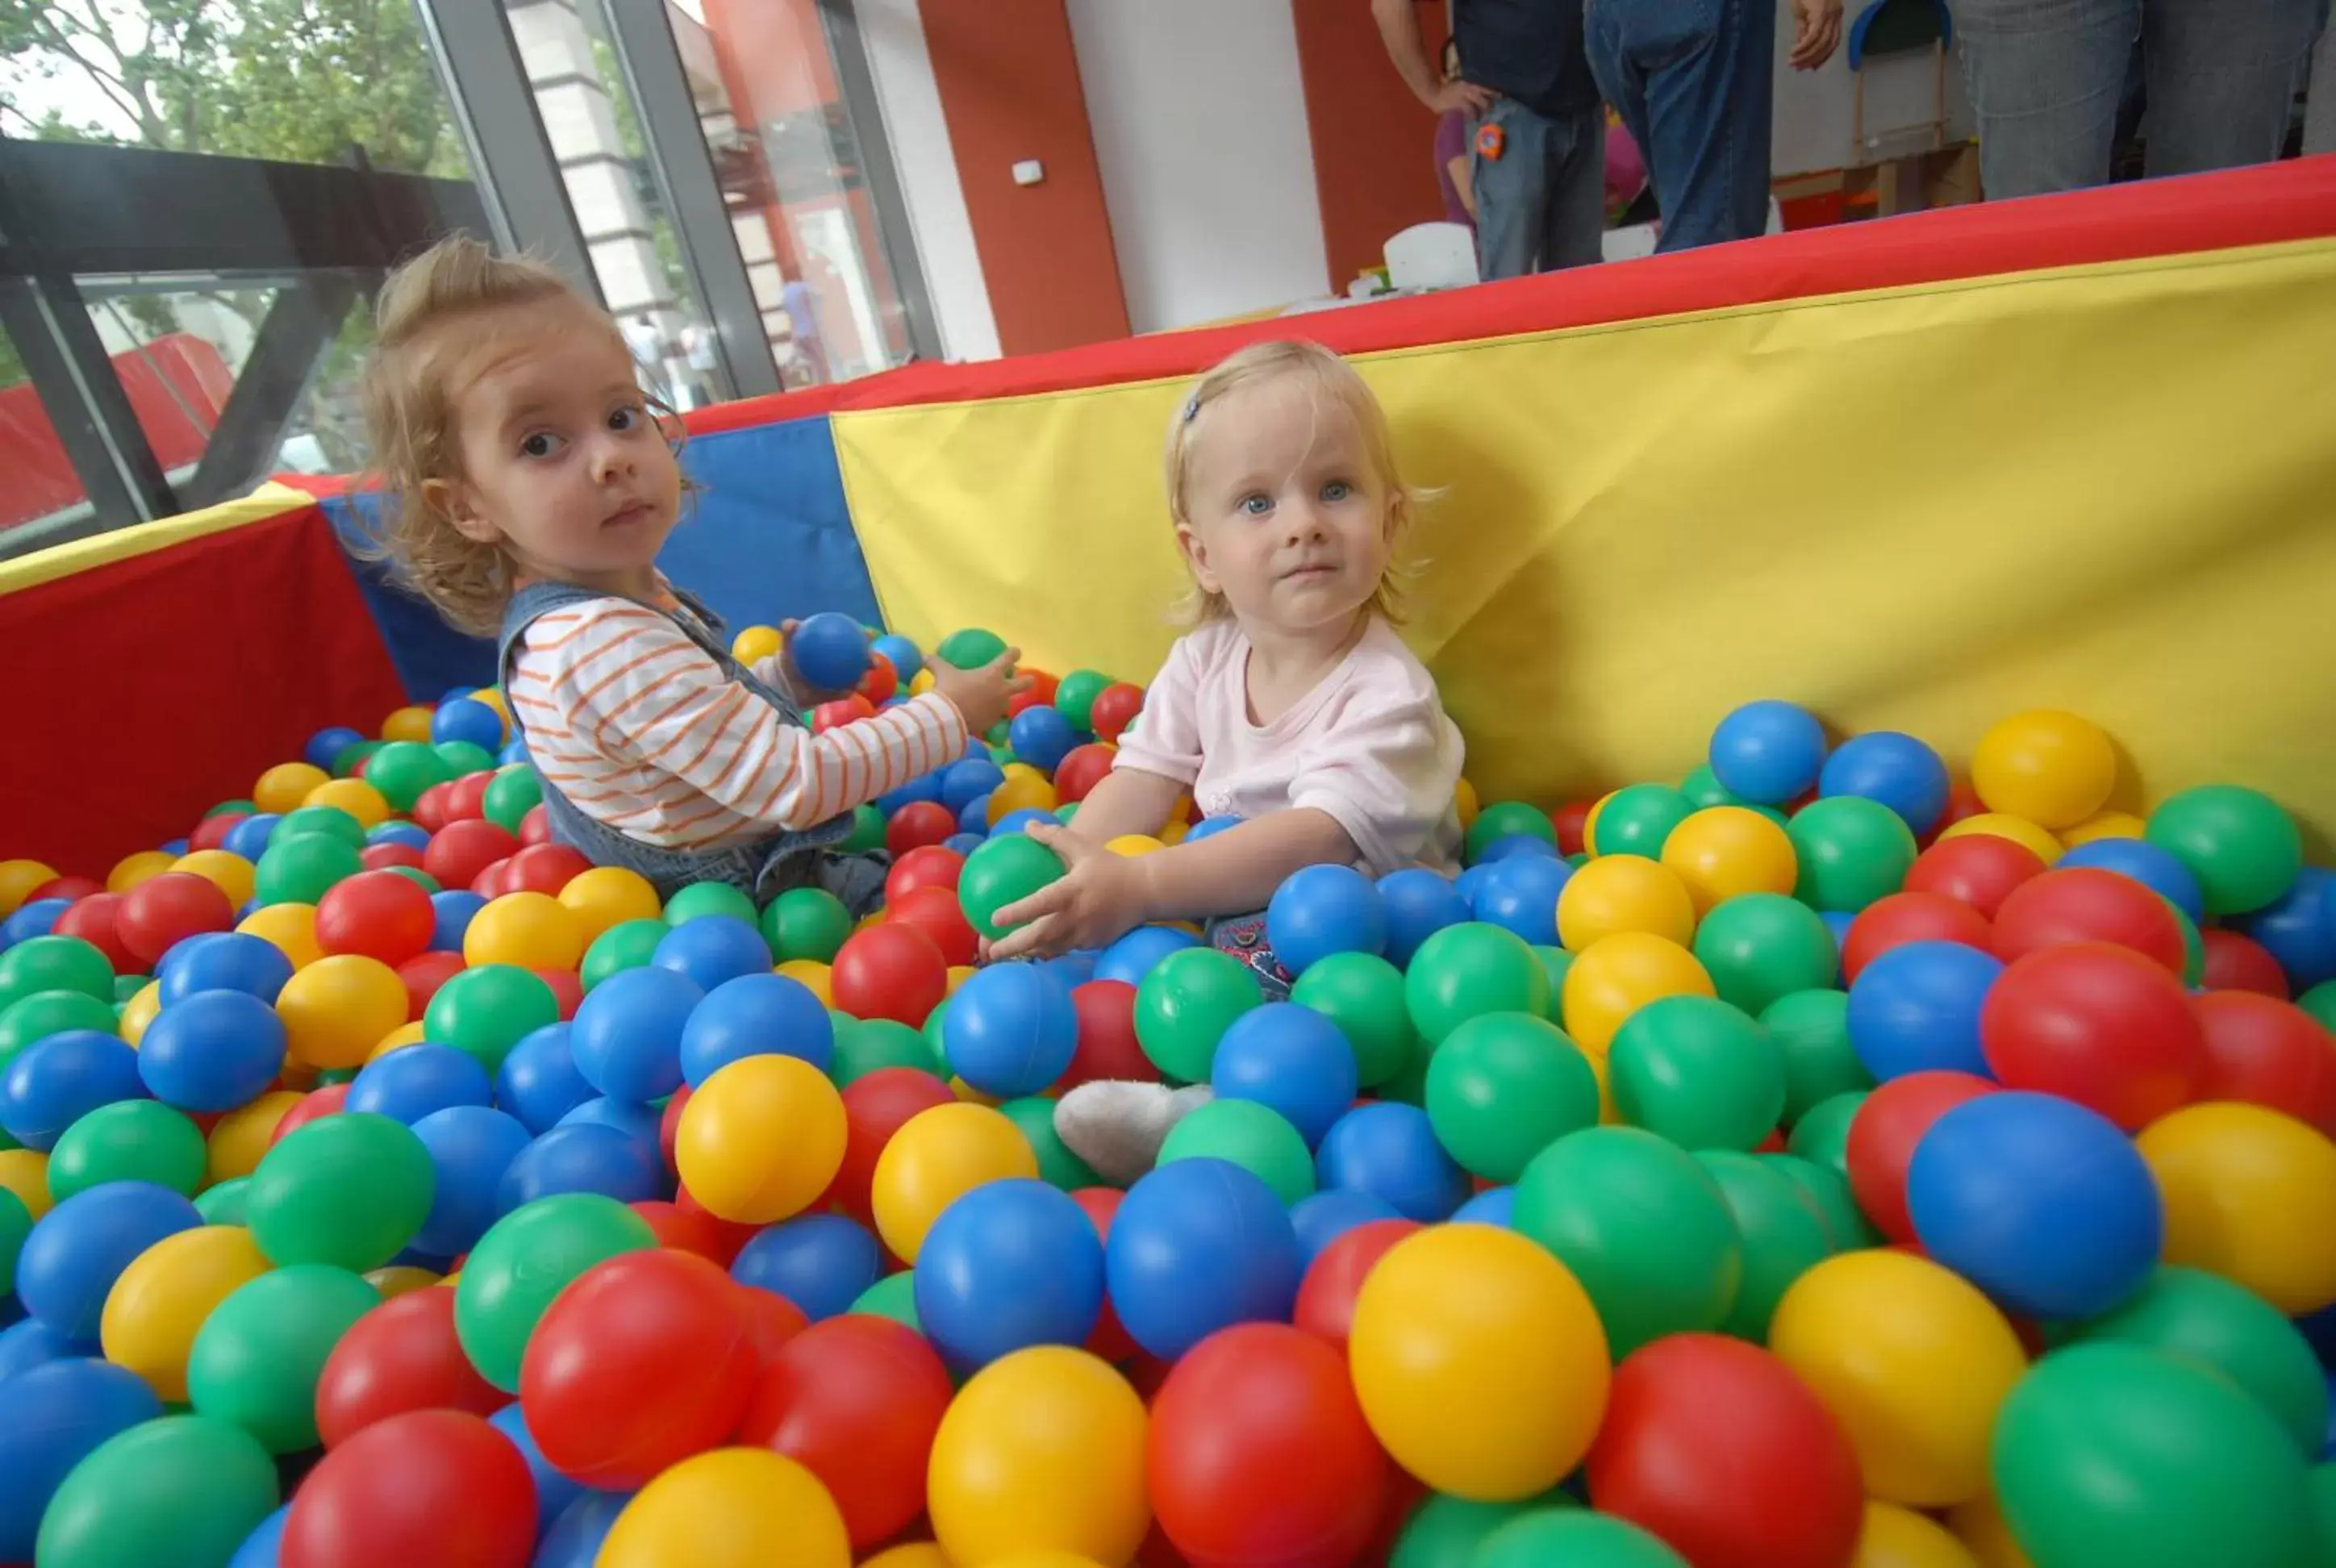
[0,1357,161,1560]
[430,696,506,752]
[48,1098,208,1199]
[247,1111,433,1271]
[1903,831,2048,919]
[1942,811,2065,865]
[1423,1011,1598,1182]
[98,1221,270,1401]
[1087,923,1195,987]
[346,1040,490,1124]
[1257,863,1384,975]
[0,1029,143,1150]
[1002,704,1074,774]
[2236,865,2336,994]
[1819,731,1952,835]
[1561,932,1717,1057]
[35,1413,280,1568]
[185,1262,382,1453]
[1465,854,1571,949]
[453,1192,655,1395]
[114,869,235,968]
[957,834,1066,942]
[1316,1100,1470,1220]
[2138,1101,2336,1315]
[2192,990,2336,1136]
[1587,783,1691,859]
[1369,868,1463,966]
[1404,921,1550,1048]
[1692,891,1838,1015]
[497,1121,661,1211]
[1658,805,1798,916]
[1200,1001,1357,1149]
[314,1286,503,1447]
[1610,994,1786,1151]
[1124,945,1256,1082]
[1842,890,1993,984]
[1709,701,1828,805]
[911,1177,1104,1369]
[1970,710,2117,831]
[565,964,699,1103]
[1103,1157,1300,1357]
[277,952,408,1070]
[1086,681,1145,744]
[1291,1216,1420,1356]
[670,973,828,1090]
[1788,796,1918,913]
[786,611,871,692]
[1844,940,2003,1082]
[487,1023,587,1133]
[2144,783,2304,918]
[727,1214,876,1324]
[15,1180,200,1340]
[1842,1068,1995,1243]
[131,987,282,1112]
[407,1105,532,1256]
[1980,942,2205,1129]
[941,962,1078,1097]
[1481,1512,1692,1567]
[2053,835,2206,924]
[1691,1151,1833,1339]
[1989,865,2186,975]
[44,896,137,975]
[1154,1098,1310,1203]
[280,1407,536,1568]
[670,1053,843,1225]
[1288,1188,1405,1267]
[0,896,70,949]
[927,1345,1149,1567]
[157,929,296,1006]
[1557,855,1696,951]
[1462,802,1554,865]
[828,922,946,1028]
[1288,952,1416,1090]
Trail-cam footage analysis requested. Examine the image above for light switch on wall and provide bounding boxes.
[1012,160,1045,186]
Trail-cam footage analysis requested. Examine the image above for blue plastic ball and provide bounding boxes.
[1819,731,1952,835]
[2058,837,2209,925]
[409,1105,532,1256]
[1453,1183,1516,1226]
[16,1182,202,1340]
[790,612,871,692]
[429,891,486,953]
[731,1212,883,1321]
[1265,865,1387,976]
[651,915,770,993]
[1821,910,1855,953]
[956,797,994,836]
[1041,952,1097,990]
[875,771,946,815]
[1454,863,1498,914]
[489,1403,585,1535]
[495,1123,662,1213]
[494,1023,595,1134]
[871,633,924,683]
[0,1318,89,1382]
[679,974,833,1088]
[1,1031,144,1150]
[941,964,1078,1097]
[158,838,190,857]
[227,1505,287,1568]
[346,1043,493,1124]
[1377,869,1469,966]
[158,932,293,1009]
[2238,865,2336,994]
[0,1357,162,1559]
[1007,707,1079,774]
[1288,1188,1401,1268]
[569,965,702,1102]
[1315,1103,1470,1221]
[942,832,987,857]
[1182,816,1241,845]
[498,740,529,768]
[990,808,1056,838]
[1104,1157,1300,1359]
[307,726,366,772]
[1470,856,1574,948]
[941,759,1007,815]
[1477,834,1561,864]
[1710,700,1829,805]
[222,814,282,862]
[1845,939,2003,1080]
[136,990,286,1112]
[535,1491,632,1568]
[366,820,431,852]
[555,1095,664,1146]
[431,697,506,752]
[1095,925,1201,987]
[1,899,70,950]
[915,1178,1103,1369]
[1211,1003,1359,1148]
[1908,1091,2162,1319]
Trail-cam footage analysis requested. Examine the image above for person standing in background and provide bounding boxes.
[1374,0,1606,278]
[1433,37,1479,227]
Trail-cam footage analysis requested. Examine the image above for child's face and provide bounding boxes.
[431,298,682,590]
[1178,374,1393,639]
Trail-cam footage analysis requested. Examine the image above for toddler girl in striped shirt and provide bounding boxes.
[359,236,1022,911]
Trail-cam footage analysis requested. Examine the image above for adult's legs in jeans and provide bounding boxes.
[1473,96,1556,279]
[1955,0,2137,198]
[1540,106,1610,268]
[1587,0,1775,252]
[2143,0,2324,177]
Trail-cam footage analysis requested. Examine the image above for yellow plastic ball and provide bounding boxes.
[304,777,392,830]
[118,981,164,1048]
[107,850,179,895]
[277,953,410,1070]
[2137,1102,2336,1315]
[1937,813,2063,866]
[254,761,331,815]
[946,965,977,998]
[731,624,786,667]
[1579,791,1614,856]
[2059,809,2146,848]
[100,1224,272,1402]
[380,705,435,744]
[928,1346,1149,1568]
[365,1265,442,1299]
[859,1546,951,1568]
[0,859,59,917]
[171,849,257,909]
[558,866,662,945]
[870,1103,1039,1264]
[463,891,586,971]
[206,1091,303,1185]
[1166,794,1193,826]
[371,1020,428,1060]
[1970,710,2117,830]
[239,903,323,970]
[950,1076,1003,1107]
[987,773,1059,825]
[911,669,936,697]
[472,688,510,723]
[677,1056,848,1225]
[1945,1492,2036,1568]
[1349,1223,1609,1501]
[1583,1044,1621,1124]
[1454,778,1481,832]
[1854,1500,1982,1568]
[1557,855,1696,951]
[1769,1249,2027,1508]
[0,1149,52,1220]
[1158,820,1189,846]
[1106,835,1165,857]
[1659,806,1799,915]
[987,1556,1112,1568]
[775,959,832,1005]
[1560,932,1716,1057]
[598,1447,849,1568]
[854,911,886,933]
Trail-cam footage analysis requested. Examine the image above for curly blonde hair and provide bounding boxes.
[1163,339,1425,626]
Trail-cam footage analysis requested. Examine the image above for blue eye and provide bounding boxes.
[1321,479,1353,503]
[1239,494,1274,516]
[519,432,565,459]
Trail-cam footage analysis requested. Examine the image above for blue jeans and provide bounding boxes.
[1472,97,1608,279]
[1956,0,2326,198]
[1586,0,1777,252]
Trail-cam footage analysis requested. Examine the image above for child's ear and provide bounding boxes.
[1175,522,1222,595]
[424,477,503,546]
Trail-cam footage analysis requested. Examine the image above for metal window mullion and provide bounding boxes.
[816,0,942,363]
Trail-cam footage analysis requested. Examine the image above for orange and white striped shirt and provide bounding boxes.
[507,595,966,852]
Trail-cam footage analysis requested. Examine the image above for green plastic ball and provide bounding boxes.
[195,1177,249,1225]
[2071,1266,2330,1457]
[1512,1125,1742,1357]
[764,886,853,963]
[1785,1089,1865,1179]
[1787,796,1917,912]
[0,1186,31,1295]
[482,765,544,833]
[1424,1011,1600,1182]
[35,1415,279,1568]
[1692,893,1840,1015]
[424,965,560,1075]
[112,973,150,1004]
[1594,783,1695,858]
[1758,990,1872,1124]
[1763,1151,1879,1250]
[361,741,455,812]
[1992,1342,2317,1568]
[1054,669,1111,731]
[1133,947,1261,1083]
[1290,952,1417,1086]
[1159,1099,1314,1203]
[206,799,258,819]
[1679,765,1746,811]
[842,803,886,854]
[2146,785,2303,918]
[852,1270,921,1330]
[385,866,440,895]
[432,740,496,778]
[187,1265,382,1453]
[1390,1490,1577,1568]
[253,832,364,907]
[1696,1149,1836,1340]
[2301,980,2336,1035]
[832,1019,941,1085]
[1609,994,1787,1152]
[957,834,1066,941]
[332,740,382,777]
[276,803,367,848]
[1377,1034,1433,1107]
[0,989,119,1069]
[935,628,1009,670]
[455,1192,657,1392]
[49,1100,206,1200]
[1464,801,1556,865]
[999,1095,1099,1189]
[582,918,669,990]
[2168,899,2207,987]
[1404,923,1550,1046]
[0,934,114,1008]
[247,1112,434,1271]
[1476,1511,1688,1568]
[1529,945,1573,1020]
[664,882,758,927]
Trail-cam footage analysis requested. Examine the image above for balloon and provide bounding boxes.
[927,1347,1151,1567]
[34,1415,279,1568]
[280,1409,537,1568]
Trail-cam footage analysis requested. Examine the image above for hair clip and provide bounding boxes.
[1182,393,1201,424]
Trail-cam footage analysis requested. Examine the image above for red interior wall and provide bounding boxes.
[1292,0,1452,287]
[919,0,1129,355]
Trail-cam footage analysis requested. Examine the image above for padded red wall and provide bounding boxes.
[1293,0,1452,288]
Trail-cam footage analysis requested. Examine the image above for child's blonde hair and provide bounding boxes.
[1163,339,1421,624]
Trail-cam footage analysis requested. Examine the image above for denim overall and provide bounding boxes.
[496,580,889,915]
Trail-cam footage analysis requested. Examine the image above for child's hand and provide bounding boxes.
[987,824,1153,959]
[929,646,1028,736]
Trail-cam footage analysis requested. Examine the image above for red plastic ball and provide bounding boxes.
[1053,743,1117,805]
[885,845,965,905]
[673,1185,763,1267]
[397,951,468,1022]
[361,843,425,874]
[504,844,591,899]
[736,1278,811,1365]
[282,1409,535,1568]
[518,807,551,848]
[273,1082,348,1144]
[315,1288,508,1448]
[824,1068,957,1224]
[884,800,958,859]
[1902,832,2048,920]
[2191,990,2336,1137]
[1551,799,1595,857]
[189,813,244,853]
[1005,687,1047,719]
[29,875,103,904]
[1089,682,1146,744]
[887,885,978,968]
[1990,867,2185,974]
[858,650,898,705]
[1587,1333,1863,1568]
[812,695,877,733]
[1062,979,1157,1091]
[1981,942,2206,1129]
[1926,778,1989,844]
[318,869,437,967]
[829,922,948,1025]
[470,859,518,899]
[1020,669,1060,707]
[1842,891,1994,984]
[1149,1322,1391,1568]
[442,773,493,824]
[52,893,138,974]
[533,968,582,1021]
[1844,1070,1996,1243]
[115,871,235,968]
[736,1313,955,1551]
[2200,929,2290,999]
[519,1248,757,1490]
[411,782,456,834]
[423,819,519,892]
[1068,1186,1137,1362]
[1292,1218,1422,1353]
[659,1085,690,1174]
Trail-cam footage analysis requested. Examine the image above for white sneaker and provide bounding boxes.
[1054,1080,1215,1186]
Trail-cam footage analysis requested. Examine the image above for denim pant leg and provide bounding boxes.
[1587,0,1776,252]
[2142,0,2324,177]
[1474,98,1551,280]
[1956,0,2138,198]
[1541,106,1610,269]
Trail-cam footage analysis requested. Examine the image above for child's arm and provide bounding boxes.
[1052,767,1185,847]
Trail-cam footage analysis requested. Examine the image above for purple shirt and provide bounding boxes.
[1433,111,1473,228]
